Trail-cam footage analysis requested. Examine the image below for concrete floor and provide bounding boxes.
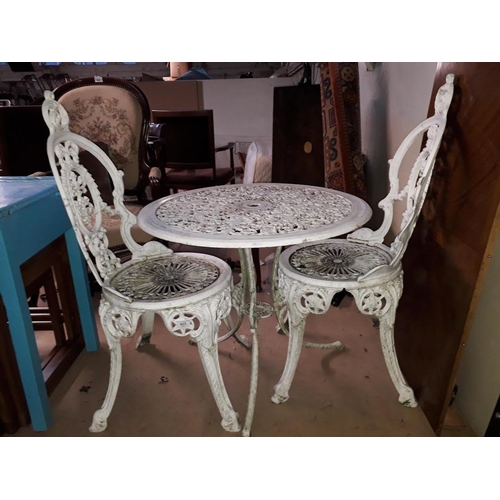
[11,247,475,438]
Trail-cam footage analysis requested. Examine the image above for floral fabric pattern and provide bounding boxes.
[59,88,141,190]
[319,63,367,200]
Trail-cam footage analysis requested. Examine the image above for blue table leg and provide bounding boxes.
[64,229,99,352]
[0,256,52,431]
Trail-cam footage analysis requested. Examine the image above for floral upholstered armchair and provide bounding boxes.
[53,76,162,204]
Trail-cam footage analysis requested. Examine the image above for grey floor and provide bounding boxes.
[11,247,474,438]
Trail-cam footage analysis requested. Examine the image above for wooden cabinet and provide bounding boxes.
[271,85,324,187]
[394,63,500,434]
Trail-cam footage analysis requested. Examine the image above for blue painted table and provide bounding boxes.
[0,176,99,431]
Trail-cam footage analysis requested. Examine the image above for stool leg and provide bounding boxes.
[136,311,154,349]
[64,230,99,352]
[0,262,52,431]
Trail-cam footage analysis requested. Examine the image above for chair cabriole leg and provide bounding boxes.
[352,276,417,407]
[90,300,139,433]
[136,311,154,349]
[196,329,241,433]
[271,303,307,404]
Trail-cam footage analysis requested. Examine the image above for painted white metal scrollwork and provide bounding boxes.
[42,91,240,435]
[138,183,372,250]
[348,74,455,274]
[155,184,353,236]
[273,75,455,411]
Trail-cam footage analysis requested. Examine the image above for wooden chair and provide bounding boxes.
[272,74,455,408]
[151,109,235,195]
[53,76,163,204]
[42,91,241,434]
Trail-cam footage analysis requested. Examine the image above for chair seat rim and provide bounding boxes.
[279,239,400,288]
[103,252,233,309]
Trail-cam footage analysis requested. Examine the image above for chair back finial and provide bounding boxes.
[42,93,169,291]
[348,74,455,276]
[42,90,70,133]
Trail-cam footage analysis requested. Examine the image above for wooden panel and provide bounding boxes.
[271,85,324,186]
[135,81,203,118]
[0,106,51,176]
[394,63,500,433]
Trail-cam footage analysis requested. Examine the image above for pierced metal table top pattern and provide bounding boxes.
[138,183,372,249]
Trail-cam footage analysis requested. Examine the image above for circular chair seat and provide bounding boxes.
[108,253,230,305]
[280,239,394,286]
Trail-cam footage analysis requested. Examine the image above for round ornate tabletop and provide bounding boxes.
[138,183,372,249]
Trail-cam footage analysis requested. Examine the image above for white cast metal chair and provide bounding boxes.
[272,74,455,408]
[41,91,240,434]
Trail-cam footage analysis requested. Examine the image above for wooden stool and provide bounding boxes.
[0,177,99,432]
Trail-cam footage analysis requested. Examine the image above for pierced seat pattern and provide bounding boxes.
[41,91,240,435]
[272,74,455,411]
[289,240,391,281]
[110,255,220,301]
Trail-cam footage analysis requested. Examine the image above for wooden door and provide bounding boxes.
[394,63,500,434]
[271,85,325,187]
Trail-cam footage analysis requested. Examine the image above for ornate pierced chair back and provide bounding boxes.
[348,74,455,274]
[54,78,149,193]
[42,91,168,293]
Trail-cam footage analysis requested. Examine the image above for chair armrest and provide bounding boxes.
[215,142,235,174]
[149,166,162,180]
[148,166,163,201]
[215,142,235,153]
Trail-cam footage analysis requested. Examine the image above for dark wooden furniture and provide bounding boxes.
[53,77,163,202]
[0,105,51,176]
[394,63,500,435]
[485,393,500,436]
[0,299,30,435]
[151,109,235,195]
[271,85,324,187]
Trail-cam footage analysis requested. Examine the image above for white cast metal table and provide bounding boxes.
[138,183,372,436]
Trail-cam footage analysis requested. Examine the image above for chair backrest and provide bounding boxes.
[41,91,169,294]
[53,77,151,195]
[152,109,216,171]
[348,74,455,275]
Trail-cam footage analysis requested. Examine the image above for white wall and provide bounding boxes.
[455,231,500,436]
[201,63,438,229]
[358,62,437,233]
[201,76,300,146]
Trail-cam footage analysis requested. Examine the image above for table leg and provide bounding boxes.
[0,257,52,431]
[240,247,259,437]
[218,249,249,347]
[64,230,99,352]
[271,246,289,333]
